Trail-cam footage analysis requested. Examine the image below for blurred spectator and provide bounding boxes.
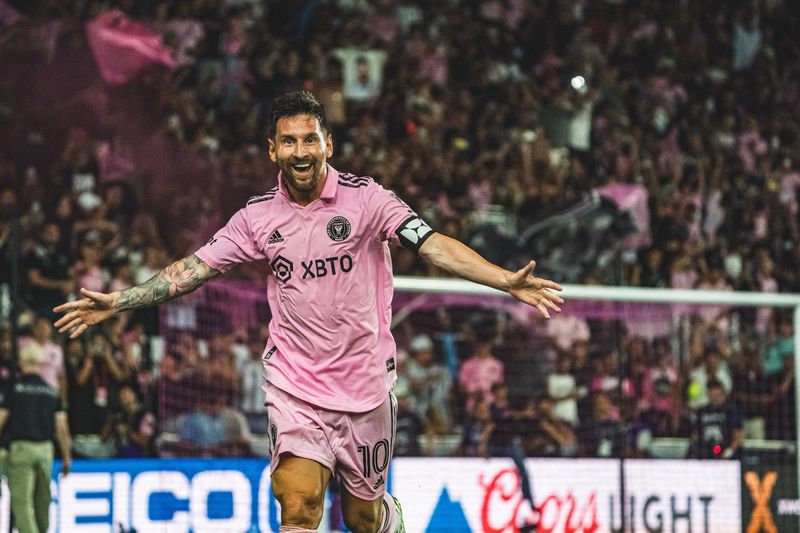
[19,316,66,398]
[178,395,227,453]
[393,349,426,456]
[406,334,452,433]
[72,241,109,293]
[23,223,71,321]
[108,385,155,458]
[691,380,743,459]
[237,326,268,434]
[589,350,633,410]
[763,316,794,377]
[687,348,733,410]
[458,339,504,415]
[0,325,18,401]
[638,337,679,418]
[394,394,424,457]
[578,393,621,458]
[66,331,120,458]
[534,393,578,457]
[733,349,773,440]
[486,383,538,457]
[461,395,492,457]
[767,356,796,440]
[176,389,251,457]
[547,352,579,426]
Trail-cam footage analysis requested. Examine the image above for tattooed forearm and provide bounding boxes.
[116,255,219,311]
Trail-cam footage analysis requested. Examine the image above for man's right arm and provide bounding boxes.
[54,254,220,338]
[55,411,72,475]
[116,254,219,310]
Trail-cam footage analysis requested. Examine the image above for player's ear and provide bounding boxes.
[267,138,277,162]
[325,131,333,158]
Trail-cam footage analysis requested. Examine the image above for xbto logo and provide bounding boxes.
[271,254,354,282]
[302,255,353,279]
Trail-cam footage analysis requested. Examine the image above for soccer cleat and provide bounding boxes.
[392,495,406,533]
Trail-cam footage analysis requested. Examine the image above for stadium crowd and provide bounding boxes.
[0,0,799,459]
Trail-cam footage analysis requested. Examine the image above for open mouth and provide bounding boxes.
[291,162,314,174]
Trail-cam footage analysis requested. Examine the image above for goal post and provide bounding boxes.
[395,275,800,498]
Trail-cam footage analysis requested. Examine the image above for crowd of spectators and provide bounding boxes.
[0,0,799,459]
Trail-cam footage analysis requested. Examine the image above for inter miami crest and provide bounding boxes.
[327,216,352,241]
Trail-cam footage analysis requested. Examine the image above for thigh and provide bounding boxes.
[33,443,53,492]
[333,393,397,501]
[8,443,34,498]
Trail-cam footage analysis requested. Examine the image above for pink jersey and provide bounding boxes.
[196,165,433,412]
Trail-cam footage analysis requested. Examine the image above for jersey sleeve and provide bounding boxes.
[195,208,266,272]
[367,184,434,253]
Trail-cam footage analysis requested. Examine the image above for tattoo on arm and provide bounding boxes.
[116,255,218,311]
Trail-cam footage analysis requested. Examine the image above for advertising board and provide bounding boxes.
[0,458,740,532]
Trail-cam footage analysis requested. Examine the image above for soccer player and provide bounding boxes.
[53,91,564,533]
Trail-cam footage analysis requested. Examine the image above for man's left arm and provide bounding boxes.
[0,408,9,435]
[418,232,563,318]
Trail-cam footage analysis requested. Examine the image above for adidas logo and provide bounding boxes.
[372,475,385,490]
[268,230,284,244]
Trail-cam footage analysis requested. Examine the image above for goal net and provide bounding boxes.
[155,276,800,531]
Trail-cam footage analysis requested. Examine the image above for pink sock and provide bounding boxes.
[377,492,401,533]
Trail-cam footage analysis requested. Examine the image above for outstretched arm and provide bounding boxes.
[54,254,220,338]
[418,233,563,318]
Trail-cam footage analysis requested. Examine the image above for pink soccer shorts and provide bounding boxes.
[265,383,398,501]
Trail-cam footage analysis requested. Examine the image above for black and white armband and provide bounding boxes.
[395,215,434,254]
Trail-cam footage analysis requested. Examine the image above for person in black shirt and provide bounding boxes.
[0,326,18,399]
[732,351,774,440]
[65,332,117,458]
[0,343,71,533]
[23,223,72,322]
[393,395,424,457]
[691,379,743,459]
[578,393,621,457]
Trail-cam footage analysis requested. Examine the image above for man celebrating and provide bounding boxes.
[54,91,563,533]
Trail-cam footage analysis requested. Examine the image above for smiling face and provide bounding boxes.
[268,114,333,202]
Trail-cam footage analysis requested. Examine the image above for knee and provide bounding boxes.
[343,503,382,533]
[274,487,325,529]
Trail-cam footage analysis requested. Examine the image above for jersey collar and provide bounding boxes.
[277,163,339,203]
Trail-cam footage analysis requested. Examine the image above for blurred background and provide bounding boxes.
[1,0,800,531]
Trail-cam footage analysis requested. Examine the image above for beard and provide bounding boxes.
[277,156,325,193]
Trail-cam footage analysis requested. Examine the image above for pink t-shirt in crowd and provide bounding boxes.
[196,165,433,412]
[459,354,504,411]
[19,338,64,392]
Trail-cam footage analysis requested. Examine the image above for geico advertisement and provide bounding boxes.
[391,458,742,533]
[0,458,740,532]
[0,459,281,533]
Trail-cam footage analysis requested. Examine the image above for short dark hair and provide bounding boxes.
[270,90,328,138]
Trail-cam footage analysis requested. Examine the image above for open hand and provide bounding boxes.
[506,260,564,319]
[53,288,119,338]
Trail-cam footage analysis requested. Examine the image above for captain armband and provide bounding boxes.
[395,216,434,254]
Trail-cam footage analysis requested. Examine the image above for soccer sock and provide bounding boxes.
[278,527,317,532]
[376,492,401,533]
